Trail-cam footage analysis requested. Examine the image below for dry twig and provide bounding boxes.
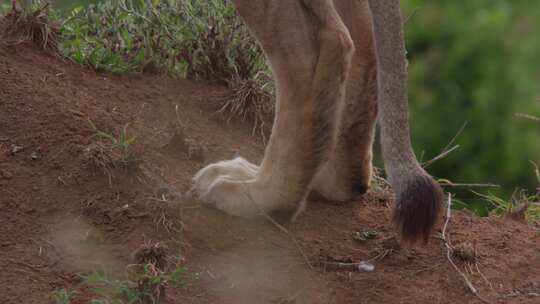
[259,210,314,270]
[423,121,468,168]
[319,249,391,272]
[242,187,314,270]
[442,194,491,304]
[439,180,500,189]
[515,113,540,122]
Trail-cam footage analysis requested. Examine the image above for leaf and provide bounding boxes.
[352,230,379,242]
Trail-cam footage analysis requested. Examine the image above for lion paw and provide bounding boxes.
[191,157,262,217]
[310,161,370,203]
[192,157,258,193]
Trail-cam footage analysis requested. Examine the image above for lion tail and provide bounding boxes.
[368,0,443,243]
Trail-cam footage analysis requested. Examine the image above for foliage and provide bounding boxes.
[56,0,268,82]
[0,2,11,15]
[57,0,273,137]
[401,0,540,200]
[53,288,75,304]
[59,0,185,74]
[89,120,137,167]
[474,189,540,222]
[2,0,59,52]
[85,264,192,304]
[178,0,267,83]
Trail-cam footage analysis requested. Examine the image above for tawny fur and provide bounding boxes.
[192,0,443,243]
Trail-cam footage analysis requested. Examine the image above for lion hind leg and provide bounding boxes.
[311,1,378,203]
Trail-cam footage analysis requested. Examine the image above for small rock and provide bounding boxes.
[1,170,13,180]
[10,144,23,155]
[24,208,36,214]
[31,151,41,160]
[357,262,375,272]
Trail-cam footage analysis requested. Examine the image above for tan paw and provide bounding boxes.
[310,161,371,202]
[192,157,258,196]
[199,176,261,218]
[191,157,263,217]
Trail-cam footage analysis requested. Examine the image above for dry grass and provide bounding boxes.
[84,241,189,304]
[213,78,274,142]
[83,141,134,184]
[371,166,393,192]
[2,1,59,52]
[84,123,139,183]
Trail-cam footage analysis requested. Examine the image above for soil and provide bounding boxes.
[1,24,539,304]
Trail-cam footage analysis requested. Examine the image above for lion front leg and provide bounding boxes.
[191,0,354,219]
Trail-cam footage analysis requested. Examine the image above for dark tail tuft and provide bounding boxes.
[392,175,443,243]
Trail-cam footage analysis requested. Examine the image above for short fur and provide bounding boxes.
[393,175,444,242]
[191,0,443,243]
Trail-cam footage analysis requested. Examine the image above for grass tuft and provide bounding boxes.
[85,120,139,182]
[473,189,539,224]
[53,288,75,304]
[214,77,274,142]
[2,0,59,52]
[84,242,194,304]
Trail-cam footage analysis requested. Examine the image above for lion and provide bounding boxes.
[191,0,443,243]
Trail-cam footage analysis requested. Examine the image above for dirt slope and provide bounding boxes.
[1,31,539,304]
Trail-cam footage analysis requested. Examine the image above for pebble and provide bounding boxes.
[31,151,41,160]
[10,144,23,155]
[0,169,13,180]
[357,262,375,272]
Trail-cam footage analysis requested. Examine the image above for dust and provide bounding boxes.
[182,207,330,304]
[49,216,127,275]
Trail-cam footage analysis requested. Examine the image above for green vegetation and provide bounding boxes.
[478,190,539,221]
[401,0,540,199]
[58,0,265,83]
[2,0,538,218]
[4,1,267,80]
[48,264,192,304]
[85,264,191,304]
[60,0,189,75]
[352,229,379,242]
[88,120,137,169]
[53,288,75,304]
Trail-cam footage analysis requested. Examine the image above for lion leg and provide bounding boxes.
[192,0,354,218]
[310,0,379,202]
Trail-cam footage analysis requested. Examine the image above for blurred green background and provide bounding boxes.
[5,0,540,206]
[400,0,540,201]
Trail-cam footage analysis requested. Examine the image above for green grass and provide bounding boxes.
[473,190,540,222]
[53,288,75,304]
[50,264,194,304]
[85,121,139,180]
[0,2,10,15]
[4,0,274,139]
[56,0,267,81]
[85,264,193,304]
[91,122,137,165]
[465,163,539,222]
[59,0,182,75]
[4,0,267,81]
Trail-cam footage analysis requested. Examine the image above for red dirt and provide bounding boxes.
[1,26,539,304]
